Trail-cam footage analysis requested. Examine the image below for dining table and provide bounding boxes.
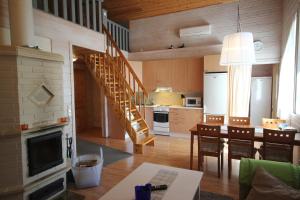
[189,124,300,170]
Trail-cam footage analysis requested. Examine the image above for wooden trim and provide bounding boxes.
[103,26,148,96]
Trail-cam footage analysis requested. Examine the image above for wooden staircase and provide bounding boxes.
[84,26,155,154]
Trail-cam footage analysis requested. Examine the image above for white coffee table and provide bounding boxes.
[99,162,203,200]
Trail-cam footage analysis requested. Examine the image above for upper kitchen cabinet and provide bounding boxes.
[204,55,227,72]
[143,57,204,93]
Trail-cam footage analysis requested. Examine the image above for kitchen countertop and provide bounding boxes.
[144,105,203,110]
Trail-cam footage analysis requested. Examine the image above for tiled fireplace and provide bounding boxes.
[0,46,69,200]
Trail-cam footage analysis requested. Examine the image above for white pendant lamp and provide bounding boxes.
[220,2,256,66]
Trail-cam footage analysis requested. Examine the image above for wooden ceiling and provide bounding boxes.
[103,0,238,23]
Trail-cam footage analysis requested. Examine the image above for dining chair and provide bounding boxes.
[227,126,255,178]
[206,115,225,125]
[229,116,250,126]
[197,124,224,178]
[262,118,286,129]
[258,128,296,163]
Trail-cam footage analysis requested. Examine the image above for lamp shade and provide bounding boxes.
[220,32,256,66]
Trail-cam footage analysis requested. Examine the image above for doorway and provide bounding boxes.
[73,46,102,138]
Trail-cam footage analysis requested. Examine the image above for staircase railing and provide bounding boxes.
[105,19,129,51]
[87,53,138,143]
[32,0,129,51]
[102,26,148,119]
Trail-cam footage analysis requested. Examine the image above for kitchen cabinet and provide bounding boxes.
[143,58,204,93]
[169,107,203,133]
[144,107,153,129]
[204,55,227,72]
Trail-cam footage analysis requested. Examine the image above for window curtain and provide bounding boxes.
[277,15,297,119]
[227,65,252,117]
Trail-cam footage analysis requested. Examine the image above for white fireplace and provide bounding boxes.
[0,46,69,200]
[21,127,67,186]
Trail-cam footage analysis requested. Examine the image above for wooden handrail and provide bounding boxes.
[102,25,148,97]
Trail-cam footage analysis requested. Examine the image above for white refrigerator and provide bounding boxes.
[250,77,272,126]
[204,74,272,126]
[204,73,228,115]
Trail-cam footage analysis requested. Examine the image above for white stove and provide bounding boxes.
[153,106,170,136]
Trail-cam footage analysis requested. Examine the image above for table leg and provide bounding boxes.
[190,133,194,169]
[198,134,201,171]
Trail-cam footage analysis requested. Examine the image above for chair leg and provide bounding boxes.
[198,136,201,171]
[218,156,220,178]
[221,152,224,171]
[228,156,232,179]
[198,153,202,171]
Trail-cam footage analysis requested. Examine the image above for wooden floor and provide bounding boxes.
[71,130,240,200]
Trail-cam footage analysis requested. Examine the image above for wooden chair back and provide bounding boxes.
[227,126,255,178]
[262,128,296,162]
[197,124,221,138]
[263,129,296,145]
[206,115,224,125]
[229,117,250,126]
[262,118,286,129]
[197,124,223,178]
[228,126,255,141]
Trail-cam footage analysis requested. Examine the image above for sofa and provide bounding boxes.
[239,158,300,200]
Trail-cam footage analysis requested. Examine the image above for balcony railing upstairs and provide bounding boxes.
[105,19,129,53]
[32,0,129,51]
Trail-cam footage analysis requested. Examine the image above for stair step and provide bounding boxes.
[136,134,155,145]
[113,91,124,94]
[130,108,137,112]
[107,82,119,85]
[131,118,143,124]
[136,127,148,134]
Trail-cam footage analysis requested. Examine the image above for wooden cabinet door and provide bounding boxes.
[170,108,203,133]
[145,107,153,129]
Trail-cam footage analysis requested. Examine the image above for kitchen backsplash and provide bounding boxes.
[145,91,202,106]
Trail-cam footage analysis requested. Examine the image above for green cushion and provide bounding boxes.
[239,158,300,200]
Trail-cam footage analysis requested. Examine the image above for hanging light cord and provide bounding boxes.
[237,1,242,32]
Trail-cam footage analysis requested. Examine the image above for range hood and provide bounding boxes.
[154,87,173,92]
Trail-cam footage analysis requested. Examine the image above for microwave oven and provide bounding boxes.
[185,97,201,107]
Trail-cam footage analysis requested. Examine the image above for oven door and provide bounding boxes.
[153,111,169,123]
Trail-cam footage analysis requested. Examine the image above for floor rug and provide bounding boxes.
[200,191,234,200]
[54,191,85,200]
[76,139,132,166]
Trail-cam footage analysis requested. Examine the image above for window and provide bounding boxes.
[296,10,300,114]
[277,14,297,118]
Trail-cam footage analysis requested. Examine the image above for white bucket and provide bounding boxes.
[71,148,104,188]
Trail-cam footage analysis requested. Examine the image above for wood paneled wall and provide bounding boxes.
[129,0,282,64]
[74,61,102,134]
[143,57,204,93]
